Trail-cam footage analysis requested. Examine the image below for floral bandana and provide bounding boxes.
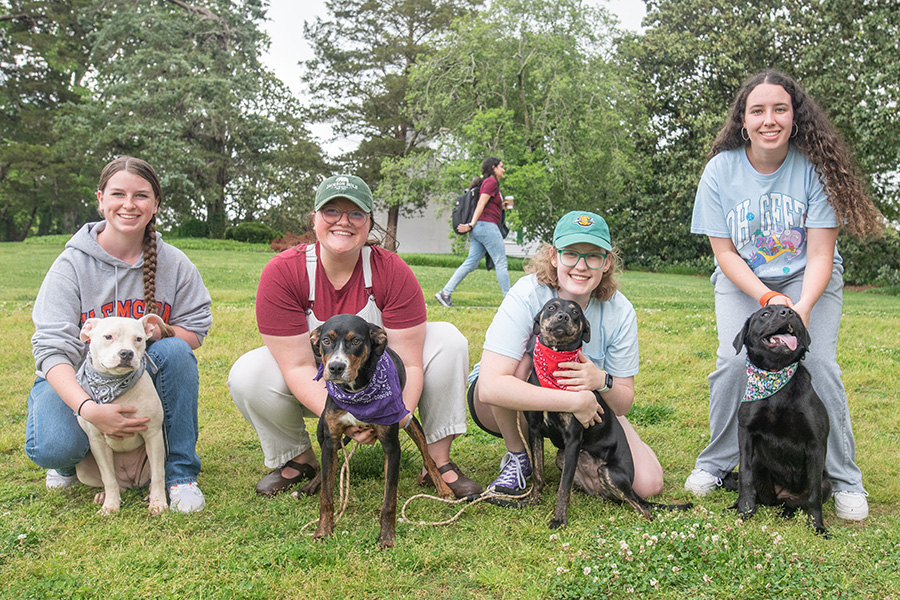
[743,358,799,403]
[76,353,155,405]
[314,352,409,425]
[533,340,580,390]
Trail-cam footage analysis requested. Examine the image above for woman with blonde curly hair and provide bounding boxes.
[686,69,883,521]
[467,211,664,504]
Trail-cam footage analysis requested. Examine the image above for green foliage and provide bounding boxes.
[224,222,282,244]
[405,0,648,244]
[175,218,209,239]
[839,228,900,287]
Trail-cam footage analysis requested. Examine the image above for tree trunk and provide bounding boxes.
[385,204,400,253]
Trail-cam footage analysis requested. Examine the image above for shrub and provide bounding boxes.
[839,228,900,286]
[224,222,282,244]
[175,218,208,238]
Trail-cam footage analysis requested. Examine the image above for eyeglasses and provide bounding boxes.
[557,249,608,270]
[320,206,368,227]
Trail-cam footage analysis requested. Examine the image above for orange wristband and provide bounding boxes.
[759,290,783,307]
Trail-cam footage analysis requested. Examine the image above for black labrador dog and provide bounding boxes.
[732,305,831,535]
[524,298,691,529]
[306,314,453,548]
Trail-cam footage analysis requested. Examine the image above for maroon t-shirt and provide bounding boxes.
[478,177,504,226]
[256,243,426,336]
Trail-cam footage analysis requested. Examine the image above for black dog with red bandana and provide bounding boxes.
[525,298,691,528]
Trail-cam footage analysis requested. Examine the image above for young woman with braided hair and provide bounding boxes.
[686,70,883,521]
[26,156,212,512]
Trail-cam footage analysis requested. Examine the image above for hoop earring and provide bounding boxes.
[741,127,749,142]
[791,123,799,138]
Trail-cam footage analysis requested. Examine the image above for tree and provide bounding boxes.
[397,0,648,244]
[0,1,98,240]
[303,0,481,250]
[58,0,326,237]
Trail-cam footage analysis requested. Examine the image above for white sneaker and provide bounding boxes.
[833,491,869,521]
[45,469,79,490]
[168,482,206,513]
[684,468,722,496]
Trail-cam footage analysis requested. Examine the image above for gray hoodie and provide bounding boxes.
[32,221,213,377]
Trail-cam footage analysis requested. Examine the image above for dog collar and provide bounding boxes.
[314,352,409,426]
[744,359,799,402]
[533,340,580,391]
[76,354,150,405]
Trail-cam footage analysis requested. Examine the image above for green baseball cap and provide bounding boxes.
[553,211,612,251]
[314,175,374,213]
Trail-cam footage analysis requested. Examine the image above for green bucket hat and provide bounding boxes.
[314,175,374,213]
[552,211,612,251]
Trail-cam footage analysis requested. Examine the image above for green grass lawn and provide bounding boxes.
[2,238,898,599]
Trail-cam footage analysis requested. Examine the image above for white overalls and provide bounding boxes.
[229,245,469,469]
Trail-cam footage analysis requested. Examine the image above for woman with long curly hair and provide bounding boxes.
[686,69,883,521]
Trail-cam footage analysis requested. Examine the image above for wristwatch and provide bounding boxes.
[598,372,613,394]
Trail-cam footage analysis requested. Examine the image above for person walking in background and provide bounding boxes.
[685,69,883,521]
[435,157,512,307]
[27,156,212,513]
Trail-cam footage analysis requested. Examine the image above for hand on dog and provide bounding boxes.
[572,390,605,429]
[80,402,150,440]
[555,351,607,392]
[345,425,377,445]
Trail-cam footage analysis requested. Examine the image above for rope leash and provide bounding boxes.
[299,437,359,535]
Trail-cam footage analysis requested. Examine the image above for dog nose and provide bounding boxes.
[778,307,792,317]
[327,361,346,377]
[555,312,570,322]
[118,349,134,362]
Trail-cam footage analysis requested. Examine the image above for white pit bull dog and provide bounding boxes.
[76,315,168,515]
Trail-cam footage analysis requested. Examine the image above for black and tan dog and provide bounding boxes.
[307,314,453,548]
[732,305,831,535]
[525,298,691,528]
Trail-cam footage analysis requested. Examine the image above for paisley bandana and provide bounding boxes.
[76,353,154,405]
[744,358,799,403]
[533,340,580,390]
[314,352,409,425]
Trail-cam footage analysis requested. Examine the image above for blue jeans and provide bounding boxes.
[693,265,864,493]
[443,221,510,296]
[25,337,201,487]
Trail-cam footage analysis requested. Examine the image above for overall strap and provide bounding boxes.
[305,244,375,313]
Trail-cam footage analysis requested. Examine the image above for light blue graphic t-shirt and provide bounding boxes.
[691,146,841,281]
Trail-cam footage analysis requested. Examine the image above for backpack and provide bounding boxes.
[451,187,478,235]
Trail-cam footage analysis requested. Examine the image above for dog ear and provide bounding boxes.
[308,326,322,359]
[369,323,388,356]
[80,318,100,342]
[532,311,542,336]
[580,314,591,344]
[141,314,164,335]
[732,318,751,354]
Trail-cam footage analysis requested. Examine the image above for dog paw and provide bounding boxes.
[97,504,120,516]
[378,537,395,549]
[148,502,167,516]
[93,491,106,505]
[549,517,568,530]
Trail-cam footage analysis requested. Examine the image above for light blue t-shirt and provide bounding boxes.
[691,146,841,281]
[482,273,639,377]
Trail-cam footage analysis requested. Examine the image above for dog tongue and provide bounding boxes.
[772,334,798,351]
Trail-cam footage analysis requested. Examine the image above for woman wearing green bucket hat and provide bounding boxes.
[467,211,665,503]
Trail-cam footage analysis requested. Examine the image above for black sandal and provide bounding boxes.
[255,460,317,496]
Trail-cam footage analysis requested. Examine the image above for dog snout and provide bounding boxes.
[118,349,134,363]
[554,311,570,323]
[327,360,347,379]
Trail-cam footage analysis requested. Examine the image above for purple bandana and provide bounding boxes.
[314,352,409,425]
[744,359,799,403]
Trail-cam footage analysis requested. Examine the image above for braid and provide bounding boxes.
[142,218,159,316]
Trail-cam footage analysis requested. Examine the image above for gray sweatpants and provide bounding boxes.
[228,322,469,469]
[693,265,865,493]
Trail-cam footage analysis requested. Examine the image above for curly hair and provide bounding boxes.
[98,156,163,315]
[525,242,622,302]
[709,69,882,238]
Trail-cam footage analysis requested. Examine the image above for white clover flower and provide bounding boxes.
[583,566,592,576]
[17,534,27,541]
[549,533,559,542]
[650,578,658,588]
[619,540,629,550]
[556,566,569,575]
[562,542,570,550]
[703,574,713,584]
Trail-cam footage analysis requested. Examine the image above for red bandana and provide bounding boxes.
[532,340,580,390]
